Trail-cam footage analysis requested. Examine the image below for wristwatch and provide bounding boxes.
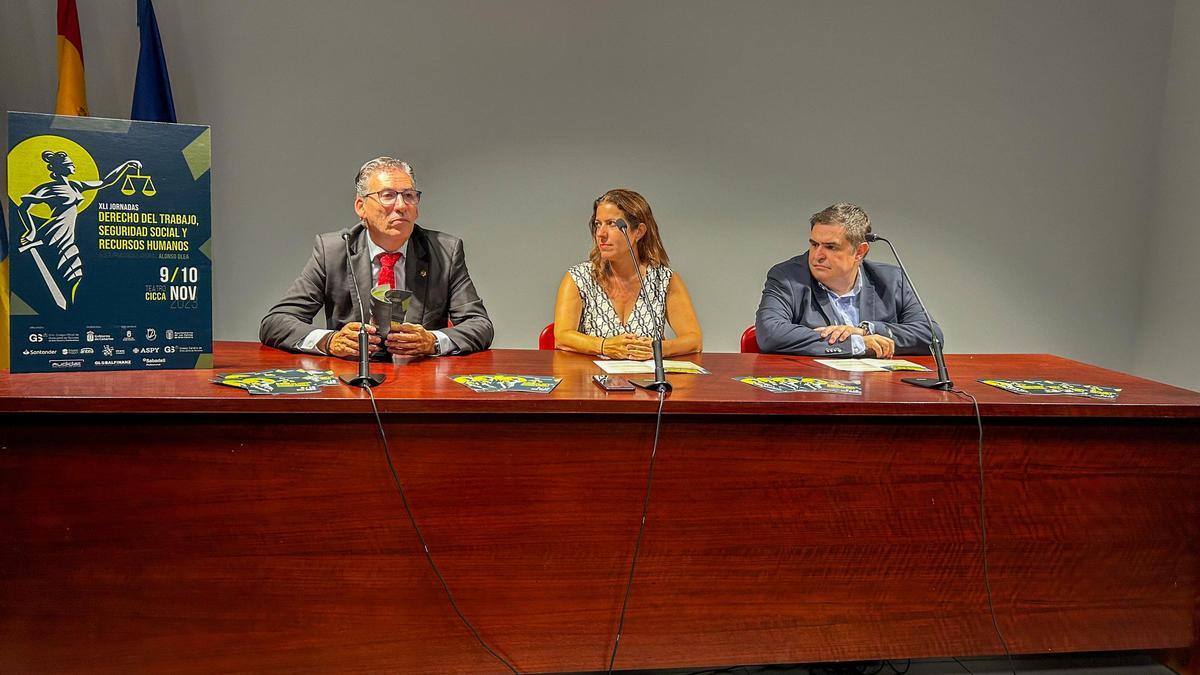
[858,321,872,335]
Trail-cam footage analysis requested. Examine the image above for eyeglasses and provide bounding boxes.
[365,189,422,206]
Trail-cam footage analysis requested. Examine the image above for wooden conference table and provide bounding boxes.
[1,342,1198,673]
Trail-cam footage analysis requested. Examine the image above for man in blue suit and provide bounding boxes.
[754,202,942,358]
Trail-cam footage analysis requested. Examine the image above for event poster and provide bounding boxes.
[6,112,211,373]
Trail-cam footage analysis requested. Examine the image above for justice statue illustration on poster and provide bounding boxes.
[6,112,212,373]
[16,150,143,309]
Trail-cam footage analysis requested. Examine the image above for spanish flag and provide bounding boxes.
[56,0,88,116]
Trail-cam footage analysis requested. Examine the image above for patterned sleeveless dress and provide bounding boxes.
[566,262,672,339]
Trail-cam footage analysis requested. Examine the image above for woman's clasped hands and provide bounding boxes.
[601,333,653,360]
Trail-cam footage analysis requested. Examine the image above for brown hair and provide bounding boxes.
[587,189,671,285]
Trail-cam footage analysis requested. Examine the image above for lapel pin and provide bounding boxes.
[420,269,427,278]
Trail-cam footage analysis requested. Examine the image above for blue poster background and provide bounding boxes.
[6,112,212,373]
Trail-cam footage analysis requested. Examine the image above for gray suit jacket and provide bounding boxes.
[754,253,943,357]
[260,223,493,355]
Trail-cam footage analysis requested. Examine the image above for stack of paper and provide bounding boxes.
[735,376,862,395]
[451,374,561,393]
[593,360,709,375]
[214,369,339,395]
[980,379,1121,401]
[814,358,930,373]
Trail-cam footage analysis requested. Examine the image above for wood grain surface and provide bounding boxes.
[1,343,1197,673]
[1,342,1198,416]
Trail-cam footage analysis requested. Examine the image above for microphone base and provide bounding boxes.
[341,373,387,388]
[630,378,672,393]
[901,376,953,391]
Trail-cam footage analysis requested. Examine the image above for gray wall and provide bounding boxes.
[2,1,1193,389]
[1135,0,1200,391]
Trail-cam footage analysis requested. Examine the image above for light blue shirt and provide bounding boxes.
[817,271,867,356]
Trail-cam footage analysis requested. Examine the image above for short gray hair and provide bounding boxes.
[354,157,416,195]
[810,202,871,247]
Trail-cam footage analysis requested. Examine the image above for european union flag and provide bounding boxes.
[131,0,176,123]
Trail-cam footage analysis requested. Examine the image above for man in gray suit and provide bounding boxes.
[260,157,493,358]
[755,202,941,358]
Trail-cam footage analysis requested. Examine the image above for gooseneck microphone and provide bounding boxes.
[864,232,951,390]
[339,224,386,388]
[606,219,672,673]
[614,219,671,393]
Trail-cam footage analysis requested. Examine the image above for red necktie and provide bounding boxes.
[378,251,402,289]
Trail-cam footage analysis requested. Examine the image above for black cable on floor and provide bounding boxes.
[608,387,669,674]
[951,387,1016,675]
[365,385,519,674]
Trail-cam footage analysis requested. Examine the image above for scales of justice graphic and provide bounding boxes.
[120,170,156,196]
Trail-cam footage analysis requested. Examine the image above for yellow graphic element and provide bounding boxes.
[8,135,99,219]
[737,376,862,394]
[119,171,157,196]
[452,374,560,393]
[182,128,212,179]
[56,36,88,116]
[980,379,1121,400]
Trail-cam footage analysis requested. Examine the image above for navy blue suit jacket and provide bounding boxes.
[754,253,943,357]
